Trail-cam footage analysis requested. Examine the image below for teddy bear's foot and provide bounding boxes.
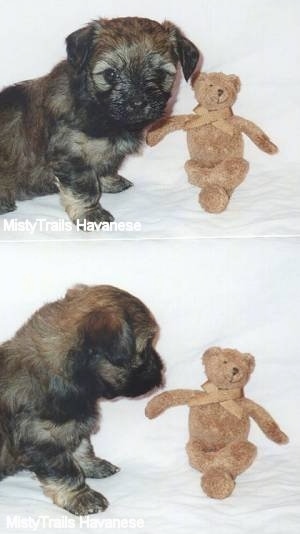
[208,158,249,191]
[201,468,235,499]
[199,185,229,213]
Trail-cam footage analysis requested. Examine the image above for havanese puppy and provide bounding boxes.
[0,284,164,515]
[0,17,199,227]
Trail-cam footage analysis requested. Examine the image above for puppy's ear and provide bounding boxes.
[197,72,208,82]
[66,22,100,71]
[80,309,134,366]
[163,21,200,81]
[65,284,88,299]
[177,34,200,81]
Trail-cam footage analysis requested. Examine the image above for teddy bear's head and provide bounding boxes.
[192,72,241,111]
[202,347,255,389]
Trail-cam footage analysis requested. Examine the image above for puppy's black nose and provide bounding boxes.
[133,99,145,108]
[232,367,239,376]
[218,89,224,96]
[126,99,146,112]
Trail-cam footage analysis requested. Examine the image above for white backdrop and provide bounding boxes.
[0,239,299,534]
[0,0,299,239]
[0,1,300,533]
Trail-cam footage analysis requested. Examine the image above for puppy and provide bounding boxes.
[0,17,199,227]
[0,284,163,515]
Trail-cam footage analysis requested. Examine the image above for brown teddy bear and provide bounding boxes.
[147,73,278,213]
[145,347,288,499]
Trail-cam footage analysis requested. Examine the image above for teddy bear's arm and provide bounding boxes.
[145,389,200,419]
[241,398,289,444]
[233,116,278,154]
[146,115,192,146]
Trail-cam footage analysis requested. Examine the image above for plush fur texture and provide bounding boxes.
[146,347,288,499]
[0,284,164,515]
[147,72,278,213]
[0,17,199,227]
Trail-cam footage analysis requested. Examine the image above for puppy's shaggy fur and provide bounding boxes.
[0,17,199,227]
[0,284,163,515]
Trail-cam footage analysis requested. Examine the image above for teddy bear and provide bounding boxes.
[147,73,278,213]
[145,347,288,499]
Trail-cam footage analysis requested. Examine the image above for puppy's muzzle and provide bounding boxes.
[124,349,164,398]
[108,87,170,125]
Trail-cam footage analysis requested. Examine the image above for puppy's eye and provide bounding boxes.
[103,68,119,84]
[223,360,228,364]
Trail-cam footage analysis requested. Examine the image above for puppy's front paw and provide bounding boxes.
[100,175,133,193]
[65,488,109,516]
[86,207,115,223]
[76,207,114,230]
[0,197,17,215]
[88,459,120,479]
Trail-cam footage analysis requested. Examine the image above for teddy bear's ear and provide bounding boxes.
[227,74,241,93]
[193,72,207,84]
[192,72,208,88]
[198,72,208,82]
[202,346,222,364]
[244,353,255,373]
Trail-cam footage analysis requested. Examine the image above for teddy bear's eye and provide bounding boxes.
[209,84,213,87]
[223,360,228,364]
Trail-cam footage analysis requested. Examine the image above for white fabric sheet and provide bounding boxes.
[0,1,299,533]
[0,239,299,534]
[0,0,299,241]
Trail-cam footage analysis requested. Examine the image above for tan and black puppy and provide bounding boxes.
[0,284,163,515]
[0,17,199,227]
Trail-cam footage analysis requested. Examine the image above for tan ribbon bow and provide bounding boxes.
[185,106,234,136]
[188,381,244,419]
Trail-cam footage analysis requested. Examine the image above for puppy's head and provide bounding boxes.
[66,17,199,128]
[68,300,164,400]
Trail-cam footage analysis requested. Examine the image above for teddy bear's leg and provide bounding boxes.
[185,159,213,186]
[186,440,210,471]
[214,158,249,194]
[186,440,227,475]
[198,440,257,477]
[186,439,257,499]
[185,160,230,213]
[198,158,249,213]
[201,467,235,499]
[186,439,256,475]
[186,441,236,499]
[224,440,257,477]
[185,158,248,189]
[200,441,256,499]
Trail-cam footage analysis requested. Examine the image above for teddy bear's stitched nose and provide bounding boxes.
[218,89,224,96]
[232,367,239,375]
